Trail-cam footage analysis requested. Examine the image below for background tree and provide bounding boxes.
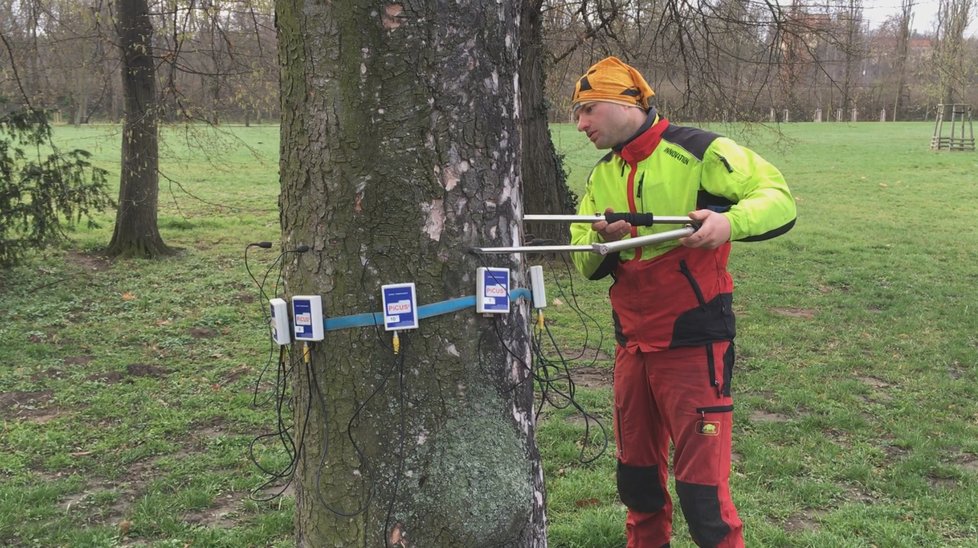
[934,0,976,116]
[277,1,545,545]
[106,0,173,257]
[891,0,914,120]
[521,0,577,245]
[0,98,111,265]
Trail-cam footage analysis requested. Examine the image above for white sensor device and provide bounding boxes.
[292,295,325,341]
[528,265,547,309]
[476,267,510,314]
[381,283,419,331]
[269,298,291,345]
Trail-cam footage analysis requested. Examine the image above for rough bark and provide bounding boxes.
[107,0,173,258]
[520,0,574,246]
[277,1,546,546]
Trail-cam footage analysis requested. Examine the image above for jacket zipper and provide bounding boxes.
[625,161,641,259]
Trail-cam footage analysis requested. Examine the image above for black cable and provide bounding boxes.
[243,242,316,501]
[382,335,408,548]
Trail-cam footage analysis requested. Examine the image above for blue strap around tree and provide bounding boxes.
[323,288,532,332]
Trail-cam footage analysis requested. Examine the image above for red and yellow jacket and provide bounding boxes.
[571,112,796,352]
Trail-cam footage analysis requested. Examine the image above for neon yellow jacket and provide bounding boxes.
[571,114,796,280]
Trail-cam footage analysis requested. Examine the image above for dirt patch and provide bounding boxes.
[0,390,53,412]
[749,410,791,423]
[58,464,153,524]
[32,367,68,381]
[881,443,909,461]
[64,355,95,366]
[770,307,816,319]
[86,371,125,384]
[858,376,891,389]
[126,364,171,378]
[234,292,256,304]
[783,509,823,532]
[570,366,613,389]
[184,492,245,529]
[254,483,294,501]
[948,361,967,380]
[65,251,112,272]
[956,454,978,473]
[0,390,60,423]
[221,366,254,386]
[927,474,956,490]
[840,484,875,504]
[189,327,219,339]
[553,346,612,363]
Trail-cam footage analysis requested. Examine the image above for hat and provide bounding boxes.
[572,56,655,112]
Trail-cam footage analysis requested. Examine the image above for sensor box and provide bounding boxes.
[381,283,418,331]
[269,298,291,345]
[291,295,324,341]
[528,265,547,309]
[477,267,510,314]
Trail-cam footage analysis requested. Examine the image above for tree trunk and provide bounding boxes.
[277,1,546,546]
[520,0,574,245]
[107,0,173,258]
[892,0,912,121]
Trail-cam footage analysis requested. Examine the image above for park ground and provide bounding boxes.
[1,121,977,546]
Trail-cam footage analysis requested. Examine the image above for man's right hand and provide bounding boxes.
[592,208,632,242]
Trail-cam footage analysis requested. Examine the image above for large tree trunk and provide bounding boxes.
[520,0,574,245]
[107,0,173,258]
[277,1,546,546]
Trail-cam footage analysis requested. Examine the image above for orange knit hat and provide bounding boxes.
[572,56,655,112]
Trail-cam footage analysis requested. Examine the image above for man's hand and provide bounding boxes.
[592,208,632,242]
[680,209,731,249]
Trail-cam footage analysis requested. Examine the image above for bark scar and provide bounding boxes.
[388,521,409,546]
[382,4,404,30]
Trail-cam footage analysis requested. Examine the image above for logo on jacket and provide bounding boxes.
[664,147,690,165]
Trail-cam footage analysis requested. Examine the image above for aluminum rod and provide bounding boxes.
[593,227,696,255]
[523,214,692,225]
[472,226,697,255]
[470,244,595,254]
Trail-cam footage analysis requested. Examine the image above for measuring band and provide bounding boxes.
[323,288,532,332]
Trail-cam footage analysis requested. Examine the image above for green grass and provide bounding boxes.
[2,121,977,546]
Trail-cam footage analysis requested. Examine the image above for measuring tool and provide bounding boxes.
[473,213,697,255]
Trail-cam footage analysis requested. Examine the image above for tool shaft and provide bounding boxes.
[472,226,696,255]
[524,213,692,226]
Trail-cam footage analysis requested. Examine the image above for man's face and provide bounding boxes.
[574,101,639,150]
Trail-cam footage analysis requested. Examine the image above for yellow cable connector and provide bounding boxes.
[392,331,400,355]
[537,310,545,330]
[303,342,311,364]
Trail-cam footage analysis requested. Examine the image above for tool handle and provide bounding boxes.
[604,212,655,226]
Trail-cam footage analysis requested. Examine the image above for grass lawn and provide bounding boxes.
[1,121,977,546]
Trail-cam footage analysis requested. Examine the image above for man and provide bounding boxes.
[569,56,796,548]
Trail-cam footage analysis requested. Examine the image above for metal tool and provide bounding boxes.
[523,213,692,226]
[472,226,697,255]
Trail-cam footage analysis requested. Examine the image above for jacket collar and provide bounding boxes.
[614,108,669,165]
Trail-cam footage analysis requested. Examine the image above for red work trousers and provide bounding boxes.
[613,342,743,548]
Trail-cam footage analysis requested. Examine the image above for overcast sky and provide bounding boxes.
[862,0,978,35]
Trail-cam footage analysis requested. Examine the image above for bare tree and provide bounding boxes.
[277,0,545,545]
[107,0,173,258]
[934,0,976,115]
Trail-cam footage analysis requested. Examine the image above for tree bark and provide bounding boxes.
[277,1,546,546]
[520,0,574,245]
[107,0,173,258]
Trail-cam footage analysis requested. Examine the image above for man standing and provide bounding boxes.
[569,57,796,547]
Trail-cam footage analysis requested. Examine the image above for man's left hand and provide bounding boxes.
[679,209,731,249]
